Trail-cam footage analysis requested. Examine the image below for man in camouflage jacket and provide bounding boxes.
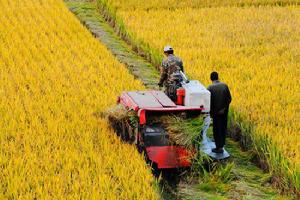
[158,45,184,100]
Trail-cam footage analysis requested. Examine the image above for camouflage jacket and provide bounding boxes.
[158,54,184,86]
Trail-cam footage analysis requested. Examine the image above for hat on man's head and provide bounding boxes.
[163,45,173,53]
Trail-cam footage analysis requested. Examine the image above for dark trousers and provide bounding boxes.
[212,112,228,149]
[164,84,177,102]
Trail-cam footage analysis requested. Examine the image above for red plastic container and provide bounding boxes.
[176,88,185,105]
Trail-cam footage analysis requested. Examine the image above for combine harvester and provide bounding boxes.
[112,72,229,170]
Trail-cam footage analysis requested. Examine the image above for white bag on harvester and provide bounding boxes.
[182,80,211,112]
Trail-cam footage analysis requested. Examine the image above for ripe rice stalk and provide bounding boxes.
[0,0,158,198]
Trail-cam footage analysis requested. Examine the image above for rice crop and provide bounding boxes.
[98,0,300,191]
[0,0,159,199]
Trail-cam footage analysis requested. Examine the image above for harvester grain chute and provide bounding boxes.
[109,72,229,169]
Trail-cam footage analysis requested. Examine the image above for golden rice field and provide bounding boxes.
[0,0,159,199]
[100,0,300,190]
[109,0,300,9]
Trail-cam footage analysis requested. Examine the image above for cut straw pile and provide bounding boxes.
[149,115,203,149]
[103,105,203,148]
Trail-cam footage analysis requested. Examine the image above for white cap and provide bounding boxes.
[163,45,173,52]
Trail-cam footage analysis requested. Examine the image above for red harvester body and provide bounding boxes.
[117,90,206,169]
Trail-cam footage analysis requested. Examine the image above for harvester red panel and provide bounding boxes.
[120,91,204,112]
[150,91,176,107]
[146,146,193,168]
[127,91,164,108]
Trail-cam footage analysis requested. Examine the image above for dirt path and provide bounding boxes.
[65,1,290,199]
[65,0,159,89]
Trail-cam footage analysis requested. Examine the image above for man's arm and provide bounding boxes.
[207,85,214,115]
[207,85,211,92]
[179,59,184,72]
[158,62,167,86]
[226,85,232,104]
